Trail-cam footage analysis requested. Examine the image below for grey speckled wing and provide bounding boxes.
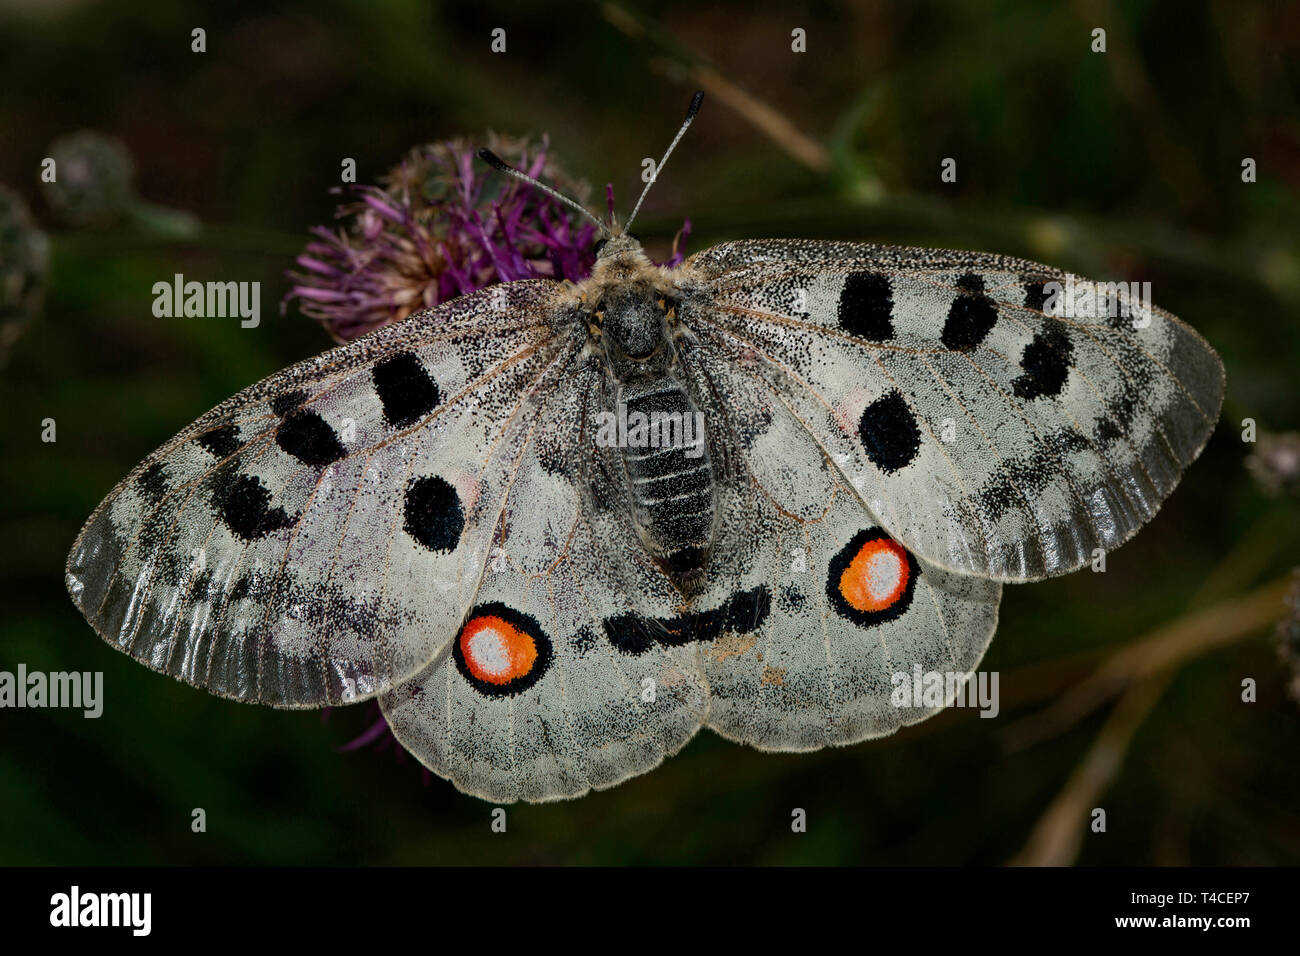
[678,333,1000,751]
[682,239,1225,581]
[66,281,582,708]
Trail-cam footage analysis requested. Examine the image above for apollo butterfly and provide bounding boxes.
[66,92,1224,801]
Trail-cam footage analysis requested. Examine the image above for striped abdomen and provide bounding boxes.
[619,380,715,591]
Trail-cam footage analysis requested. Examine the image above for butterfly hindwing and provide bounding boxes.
[703,488,999,751]
[378,374,711,802]
[684,346,1000,750]
[377,521,712,803]
[683,239,1225,581]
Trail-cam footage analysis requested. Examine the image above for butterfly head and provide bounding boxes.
[592,233,644,262]
[478,92,703,381]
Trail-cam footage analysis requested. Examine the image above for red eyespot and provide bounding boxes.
[452,604,553,697]
[839,536,910,612]
[460,615,537,684]
[827,529,919,627]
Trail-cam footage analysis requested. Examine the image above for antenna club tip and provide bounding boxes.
[476,148,512,172]
[686,90,704,118]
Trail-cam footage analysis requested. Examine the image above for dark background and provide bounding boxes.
[1,0,1298,865]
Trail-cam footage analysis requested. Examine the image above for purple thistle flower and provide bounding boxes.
[321,702,432,785]
[286,134,691,343]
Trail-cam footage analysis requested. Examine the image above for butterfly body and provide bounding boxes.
[571,237,720,590]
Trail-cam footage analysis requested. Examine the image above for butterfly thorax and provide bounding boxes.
[576,238,716,594]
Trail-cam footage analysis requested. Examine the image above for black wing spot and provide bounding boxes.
[271,390,309,416]
[1094,393,1139,447]
[402,475,463,552]
[276,409,346,467]
[1022,277,1052,313]
[1012,328,1074,400]
[974,428,1090,521]
[601,586,772,654]
[198,423,241,459]
[372,352,440,428]
[726,585,772,632]
[136,462,169,504]
[214,473,293,541]
[858,390,922,473]
[603,613,659,656]
[837,271,894,340]
[941,272,998,351]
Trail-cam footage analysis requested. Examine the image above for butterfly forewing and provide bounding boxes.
[66,280,578,707]
[684,239,1225,581]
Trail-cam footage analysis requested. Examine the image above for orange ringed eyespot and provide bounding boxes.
[826,528,919,627]
[459,615,537,685]
[451,603,553,697]
[839,538,910,612]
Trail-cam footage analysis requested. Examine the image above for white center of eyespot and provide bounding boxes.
[866,550,903,600]
[467,628,510,676]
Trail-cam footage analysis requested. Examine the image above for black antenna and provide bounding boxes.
[476,148,610,236]
[624,90,704,232]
